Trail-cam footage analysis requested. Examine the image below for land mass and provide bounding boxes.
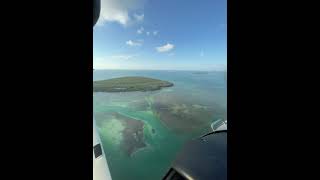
[93,76,174,92]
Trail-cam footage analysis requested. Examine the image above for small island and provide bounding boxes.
[93,76,174,92]
[192,71,209,75]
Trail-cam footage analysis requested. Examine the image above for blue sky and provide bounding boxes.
[93,0,226,71]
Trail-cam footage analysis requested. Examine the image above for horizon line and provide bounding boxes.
[93,68,227,72]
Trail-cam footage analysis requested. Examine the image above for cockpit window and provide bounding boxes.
[93,144,103,158]
[93,0,227,179]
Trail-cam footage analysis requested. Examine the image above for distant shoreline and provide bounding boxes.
[192,71,209,74]
[93,69,226,72]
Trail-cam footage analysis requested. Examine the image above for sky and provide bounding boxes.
[93,0,227,71]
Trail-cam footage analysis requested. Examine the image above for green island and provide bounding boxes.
[93,76,174,92]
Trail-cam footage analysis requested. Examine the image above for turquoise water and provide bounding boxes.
[93,70,227,180]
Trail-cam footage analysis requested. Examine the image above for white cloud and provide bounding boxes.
[156,43,175,52]
[146,31,150,36]
[137,27,144,34]
[97,0,145,26]
[126,40,142,46]
[111,54,138,60]
[153,31,158,35]
[133,13,144,22]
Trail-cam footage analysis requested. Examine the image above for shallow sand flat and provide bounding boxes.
[98,118,124,146]
[127,99,150,111]
[111,112,147,156]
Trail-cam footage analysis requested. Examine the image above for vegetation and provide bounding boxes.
[93,76,174,92]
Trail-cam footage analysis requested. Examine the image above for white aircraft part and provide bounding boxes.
[93,118,112,180]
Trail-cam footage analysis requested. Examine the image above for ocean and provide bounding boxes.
[93,70,227,180]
